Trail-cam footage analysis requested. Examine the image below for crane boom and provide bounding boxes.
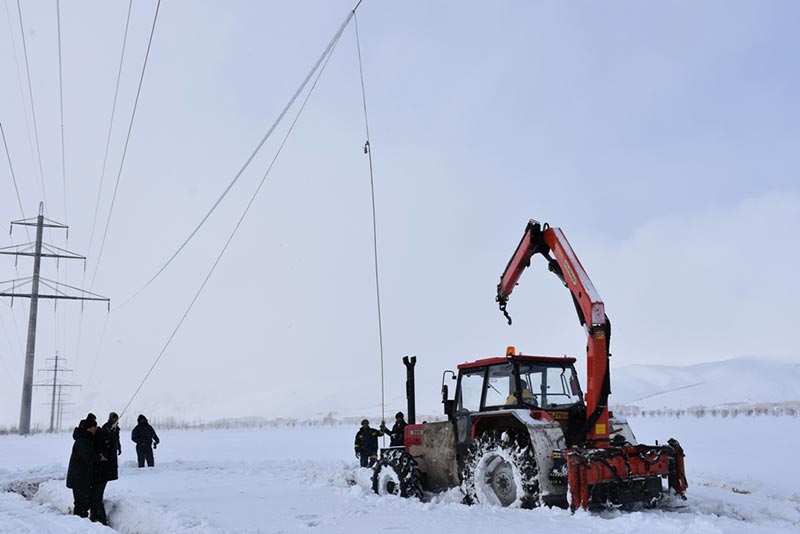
[496,220,611,443]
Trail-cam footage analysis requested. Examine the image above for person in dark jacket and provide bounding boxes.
[380,412,407,447]
[89,412,121,525]
[100,412,121,475]
[131,414,160,468]
[66,419,106,518]
[354,419,383,467]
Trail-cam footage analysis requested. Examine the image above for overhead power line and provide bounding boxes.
[91,0,162,290]
[57,0,67,223]
[3,0,37,199]
[120,2,352,416]
[0,122,29,237]
[74,0,134,377]
[15,0,47,210]
[87,0,133,261]
[113,5,358,311]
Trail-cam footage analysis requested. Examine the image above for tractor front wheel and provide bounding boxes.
[372,449,423,499]
[462,430,539,508]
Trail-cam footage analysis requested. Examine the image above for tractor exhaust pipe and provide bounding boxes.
[403,355,417,424]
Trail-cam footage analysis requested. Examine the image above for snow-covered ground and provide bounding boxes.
[1,416,798,533]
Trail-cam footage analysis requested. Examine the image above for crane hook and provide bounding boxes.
[497,297,513,325]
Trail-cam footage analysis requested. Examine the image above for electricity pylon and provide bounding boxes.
[34,352,79,432]
[0,203,109,434]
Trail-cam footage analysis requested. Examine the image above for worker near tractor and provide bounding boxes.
[354,419,384,467]
[131,414,160,468]
[380,411,407,447]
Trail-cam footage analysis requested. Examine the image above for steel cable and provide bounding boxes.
[112,5,359,311]
[1,122,29,240]
[15,0,47,211]
[75,0,133,375]
[354,13,386,431]
[57,0,66,223]
[86,0,133,262]
[90,0,162,290]
[120,14,347,417]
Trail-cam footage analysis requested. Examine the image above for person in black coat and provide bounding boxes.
[100,412,121,479]
[88,412,121,525]
[131,414,160,468]
[66,419,106,519]
[380,412,407,447]
[354,419,384,467]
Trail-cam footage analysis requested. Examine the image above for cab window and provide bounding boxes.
[484,363,515,408]
[457,370,484,412]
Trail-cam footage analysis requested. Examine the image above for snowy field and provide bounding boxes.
[1,416,798,533]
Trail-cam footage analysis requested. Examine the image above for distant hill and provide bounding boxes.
[610,357,800,409]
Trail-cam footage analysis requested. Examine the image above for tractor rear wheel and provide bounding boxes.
[462,430,539,508]
[372,449,424,499]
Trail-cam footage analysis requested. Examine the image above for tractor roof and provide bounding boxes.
[457,354,577,370]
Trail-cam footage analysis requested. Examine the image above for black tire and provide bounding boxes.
[372,449,424,499]
[462,430,540,508]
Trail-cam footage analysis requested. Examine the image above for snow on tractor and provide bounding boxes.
[372,220,687,510]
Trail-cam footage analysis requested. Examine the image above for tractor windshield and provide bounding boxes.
[517,363,583,408]
[484,363,516,407]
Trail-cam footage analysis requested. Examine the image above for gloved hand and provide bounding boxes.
[153,443,158,449]
[355,450,359,459]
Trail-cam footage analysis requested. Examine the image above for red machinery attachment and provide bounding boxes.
[497,220,687,509]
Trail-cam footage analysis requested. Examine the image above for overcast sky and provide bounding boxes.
[0,1,797,428]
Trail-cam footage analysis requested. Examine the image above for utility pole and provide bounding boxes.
[49,353,60,430]
[34,352,79,432]
[56,384,75,432]
[0,203,109,434]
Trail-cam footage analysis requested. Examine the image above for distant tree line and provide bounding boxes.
[612,401,800,419]
[2,404,797,435]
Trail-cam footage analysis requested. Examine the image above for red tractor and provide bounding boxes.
[372,220,687,510]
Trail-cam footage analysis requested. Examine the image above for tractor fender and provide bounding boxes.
[405,421,460,492]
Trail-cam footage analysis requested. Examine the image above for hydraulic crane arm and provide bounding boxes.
[496,220,611,443]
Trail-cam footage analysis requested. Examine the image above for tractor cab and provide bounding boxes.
[445,347,588,451]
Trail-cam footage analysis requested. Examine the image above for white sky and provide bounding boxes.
[0,1,797,428]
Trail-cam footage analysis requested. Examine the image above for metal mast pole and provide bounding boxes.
[49,353,59,432]
[19,203,44,434]
[57,384,64,431]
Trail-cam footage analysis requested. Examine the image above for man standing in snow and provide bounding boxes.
[131,414,160,468]
[101,412,122,461]
[66,418,106,519]
[89,412,121,525]
[354,419,383,467]
[380,412,407,447]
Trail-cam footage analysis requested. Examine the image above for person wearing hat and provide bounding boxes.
[66,418,106,519]
[84,411,122,525]
[131,414,160,468]
[353,419,384,467]
[101,412,122,461]
[380,412,408,447]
